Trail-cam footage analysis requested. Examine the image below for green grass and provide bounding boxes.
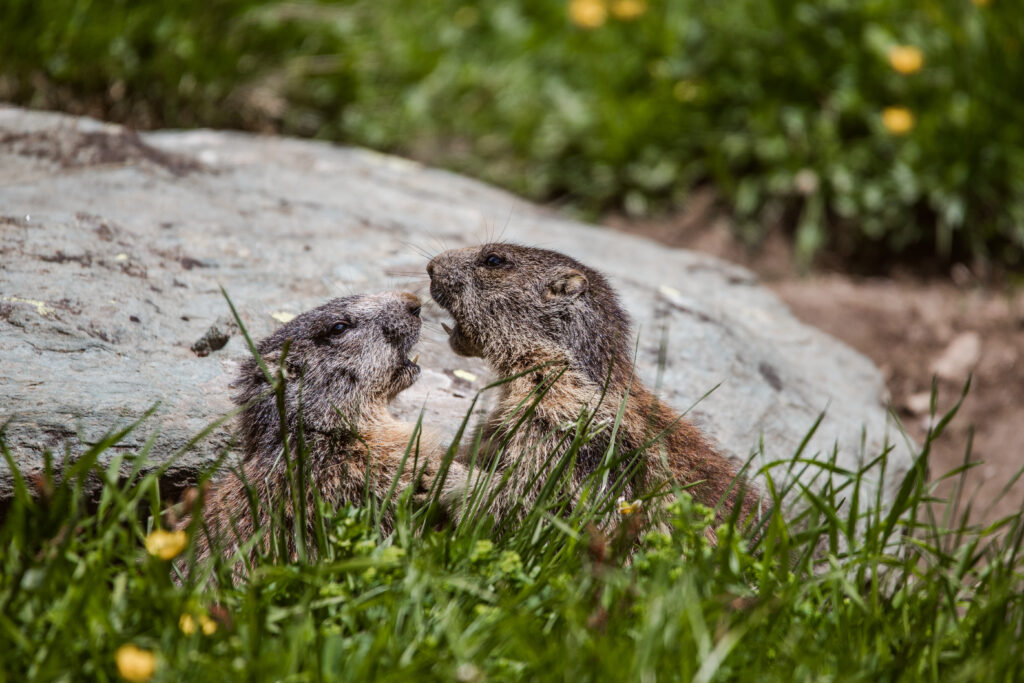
[2,0,1023,270]
[1,368,1022,681]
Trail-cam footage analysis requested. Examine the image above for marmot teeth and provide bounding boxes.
[441,322,453,335]
[410,354,419,365]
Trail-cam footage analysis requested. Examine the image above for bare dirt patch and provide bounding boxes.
[607,200,1024,525]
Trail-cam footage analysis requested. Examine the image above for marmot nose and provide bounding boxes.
[426,259,436,278]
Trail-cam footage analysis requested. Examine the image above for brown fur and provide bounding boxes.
[427,243,760,530]
[178,292,464,572]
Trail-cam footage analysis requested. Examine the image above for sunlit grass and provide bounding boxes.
[1,363,1021,680]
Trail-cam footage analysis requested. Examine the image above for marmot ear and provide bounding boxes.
[546,269,589,300]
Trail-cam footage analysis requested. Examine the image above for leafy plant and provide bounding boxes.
[1,335,1021,680]
[3,0,1022,269]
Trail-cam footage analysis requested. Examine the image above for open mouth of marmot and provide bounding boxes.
[439,319,482,358]
[396,333,421,374]
[388,352,421,395]
[391,327,422,382]
[429,282,482,357]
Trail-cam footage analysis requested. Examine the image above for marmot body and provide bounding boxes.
[427,243,759,529]
[182,292,460,566]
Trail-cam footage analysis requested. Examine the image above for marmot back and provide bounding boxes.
[178,292,462,573]
[428,243,760,531]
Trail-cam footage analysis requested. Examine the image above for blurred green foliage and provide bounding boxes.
[2,0,1023,268]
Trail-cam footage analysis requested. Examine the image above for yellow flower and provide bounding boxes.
[180,613,218,635]
[881,107,916,135]
[888,45,924,74]
[179,613,196,635]
[611,0,647,20]
[617,496,642,516]
[971,0,990,6]
[569,0,607,28]
[115,644,156,682]
[144,529,187,560]
[199,614,218,635]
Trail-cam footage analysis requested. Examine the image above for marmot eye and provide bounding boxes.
[484,254,507,267]
[329,322,351,335]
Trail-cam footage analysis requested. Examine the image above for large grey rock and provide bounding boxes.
[0,106,913,510]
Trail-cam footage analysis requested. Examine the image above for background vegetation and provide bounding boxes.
[2,0,1022,269]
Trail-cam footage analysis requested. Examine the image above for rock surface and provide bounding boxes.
[0,106,913,509]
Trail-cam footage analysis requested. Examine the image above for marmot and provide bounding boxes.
[180,292,463,569]
[427,243,760,532]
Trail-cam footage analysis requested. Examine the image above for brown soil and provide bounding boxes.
[606,190,1024,526]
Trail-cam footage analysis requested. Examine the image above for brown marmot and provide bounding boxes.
[427,243,760,532]
[179,291,464,569]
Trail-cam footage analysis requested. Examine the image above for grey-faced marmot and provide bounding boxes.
[427,244,760,532]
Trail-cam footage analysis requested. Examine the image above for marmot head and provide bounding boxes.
[428,243,632,386]
[233,292,423,452]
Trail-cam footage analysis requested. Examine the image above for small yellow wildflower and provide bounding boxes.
[199,614,218,635]
[115,644,156,682]
[888,45,924,74]
[569,0,606,28]
[611,0,647,20]
[179,613,196,635]
[881,107,916,135]
[971,0,990,6]
[144,529,187,560]
[617,496,642,516]
[178,613,217,635]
